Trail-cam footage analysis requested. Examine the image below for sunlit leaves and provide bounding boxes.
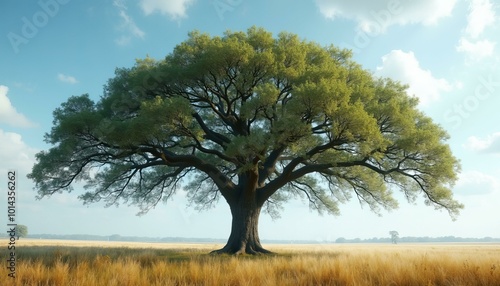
[240,83,279,120]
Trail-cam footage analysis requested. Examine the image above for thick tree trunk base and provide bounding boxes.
[216,178,272,255]
[211,203,273,255]
[210,243,273,255]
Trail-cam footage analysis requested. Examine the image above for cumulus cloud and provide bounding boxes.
[454,170,499,195]
[57,73,78,84]
[375,50,454,105]
[113,0,145,46]
[456,0,496,61]
[315,0,456,32]
[465,0,496,38]
[0,129,38,174]
[0,85,36,128]
[139,0,195,20]
[464,132,500,154]
[456,38,495,61]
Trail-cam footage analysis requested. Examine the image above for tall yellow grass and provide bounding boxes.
[2,239,499,285]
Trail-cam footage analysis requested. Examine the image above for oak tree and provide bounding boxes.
[29,27,463,254]
[389,230,399,244]
[16,224,28,238]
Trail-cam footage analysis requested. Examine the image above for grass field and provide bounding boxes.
[2,239,500,285]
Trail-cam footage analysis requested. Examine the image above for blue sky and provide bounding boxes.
[1,0,499,241]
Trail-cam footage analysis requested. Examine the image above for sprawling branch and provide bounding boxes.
[192,112,230,146]
[30,28,462,234]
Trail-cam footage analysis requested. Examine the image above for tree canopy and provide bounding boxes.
[29,27,462,254]
[16,224,28,238]
[389,230,399,244]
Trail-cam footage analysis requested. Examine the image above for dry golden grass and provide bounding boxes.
[2,239,500,285]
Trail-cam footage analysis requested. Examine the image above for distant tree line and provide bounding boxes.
[23,234,227,243]
[335,236,500,243]
[4,233,498,244]
[19,234,310,244]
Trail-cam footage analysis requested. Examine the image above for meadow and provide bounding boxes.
[2,239,500,285]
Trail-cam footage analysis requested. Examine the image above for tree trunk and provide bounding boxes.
[211,198,272,255]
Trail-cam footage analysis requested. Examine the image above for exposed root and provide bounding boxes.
[210,245,274,255]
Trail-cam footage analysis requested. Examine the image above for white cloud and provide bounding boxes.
[0,129,38,174]
[117,9,145,39]
[456,38,496,61]
[456,0,497,62]
[113,0,145,46]
[464,132,500,153]
[315,0,456,32]
[454,170,499,195]
[57,73,78,84]
[0,85,36,128]
[139,0,194,20]
[465,0,496,38]
[375,50,454,105]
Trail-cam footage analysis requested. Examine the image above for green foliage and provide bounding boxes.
[389,230,399,244]
[16,224,28,237]
[29,27,462,219]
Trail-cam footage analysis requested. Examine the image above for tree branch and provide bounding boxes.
[192,112,230,146]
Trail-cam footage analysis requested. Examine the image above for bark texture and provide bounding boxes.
[212,170,273,255]
[211,202,272,255]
